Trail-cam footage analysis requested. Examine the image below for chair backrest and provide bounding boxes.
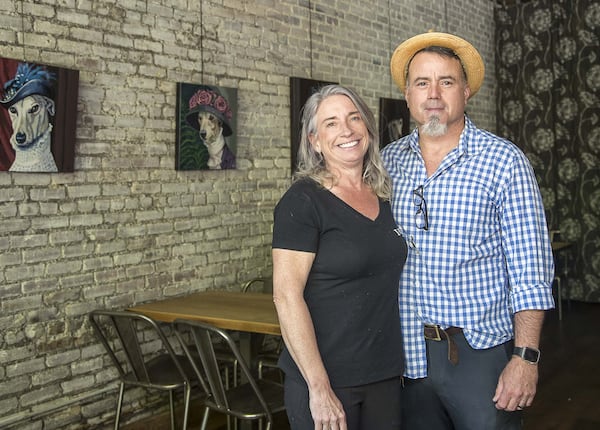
[89,309,190,388]
[173,319,274,420]
[241,278,282,357]
[241,277,272,293]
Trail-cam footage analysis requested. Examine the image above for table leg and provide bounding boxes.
[235,332,265,430]
[237,332,264,376]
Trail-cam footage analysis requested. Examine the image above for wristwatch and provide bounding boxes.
[513,346,540,364]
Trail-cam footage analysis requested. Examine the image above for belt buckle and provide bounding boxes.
[426,324,443,341]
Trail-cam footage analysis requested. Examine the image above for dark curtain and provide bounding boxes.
[495,0,600,302]
[0,59,18,171]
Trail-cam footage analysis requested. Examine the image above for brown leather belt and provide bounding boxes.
[424,324,463,365]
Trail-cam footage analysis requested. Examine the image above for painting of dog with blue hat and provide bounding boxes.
[176,83,237,170]
[0,58,78,172]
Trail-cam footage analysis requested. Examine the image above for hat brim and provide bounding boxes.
[390,32,485,97]
[0,79,54,107]
[185,105,233,136]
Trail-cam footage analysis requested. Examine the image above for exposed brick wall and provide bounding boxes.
[0,0,495,428]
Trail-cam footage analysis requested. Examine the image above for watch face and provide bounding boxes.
[524,348,540,362]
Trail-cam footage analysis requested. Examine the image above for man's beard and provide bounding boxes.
[421,115,447,137]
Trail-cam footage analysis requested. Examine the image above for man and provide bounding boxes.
[382,32,555,429]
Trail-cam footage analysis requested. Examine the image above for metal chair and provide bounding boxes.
[241,277,271,294]
[89,309,193,430]
[241,278,283,380]
[550,230,573,321]
[173,319,286,430]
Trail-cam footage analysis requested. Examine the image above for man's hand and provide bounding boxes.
[493,356,538,411]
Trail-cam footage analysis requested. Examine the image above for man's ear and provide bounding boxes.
[464,85,471,103]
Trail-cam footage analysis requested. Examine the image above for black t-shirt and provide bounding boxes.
[272,179,407,388]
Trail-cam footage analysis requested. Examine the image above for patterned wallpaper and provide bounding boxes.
[495,0,600,302]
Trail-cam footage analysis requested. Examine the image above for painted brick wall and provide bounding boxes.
[0,0,495,428]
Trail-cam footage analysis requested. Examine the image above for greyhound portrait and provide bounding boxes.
[195,110,235,170]
[5,93,57,172]
[179,84,236,170]
[0,62,58,172]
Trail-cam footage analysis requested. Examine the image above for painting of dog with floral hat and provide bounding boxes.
[176,83,237,170]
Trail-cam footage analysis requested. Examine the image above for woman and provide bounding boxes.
[272,84,407,430]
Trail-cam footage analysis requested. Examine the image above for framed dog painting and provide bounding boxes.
[176,83,238,171]
[378,97,411,149]
[289,77,337,173]
[0,58,78,172]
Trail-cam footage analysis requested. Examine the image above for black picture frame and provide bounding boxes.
[378,97,410,149]
[289,77,337,173]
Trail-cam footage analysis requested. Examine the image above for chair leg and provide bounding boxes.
[114,382,125,430]
[200,407,211,430]
[224,366,230,388]
[554,276,563,321]
[169,390,176,430]
[181,384,191,430]
[222,361,239,388]
[233,361,238,387]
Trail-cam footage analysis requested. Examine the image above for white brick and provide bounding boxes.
[0,0,497,427]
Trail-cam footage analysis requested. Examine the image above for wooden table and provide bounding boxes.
[128,290,281,430]
[551,241,573,252]
[127,290,280,335]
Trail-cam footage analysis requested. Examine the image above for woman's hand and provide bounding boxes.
[309,384,347,430]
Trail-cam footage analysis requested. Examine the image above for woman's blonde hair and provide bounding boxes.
[293,84,391,200]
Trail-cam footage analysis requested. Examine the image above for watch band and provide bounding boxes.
[513,346,540,364]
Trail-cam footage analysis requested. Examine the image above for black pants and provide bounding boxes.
[403,332,522,430]
[284,375,403,430]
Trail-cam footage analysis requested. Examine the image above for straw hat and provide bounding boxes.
[390,32,485,97]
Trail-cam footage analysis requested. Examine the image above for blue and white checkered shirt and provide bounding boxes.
[382,116,555,379]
